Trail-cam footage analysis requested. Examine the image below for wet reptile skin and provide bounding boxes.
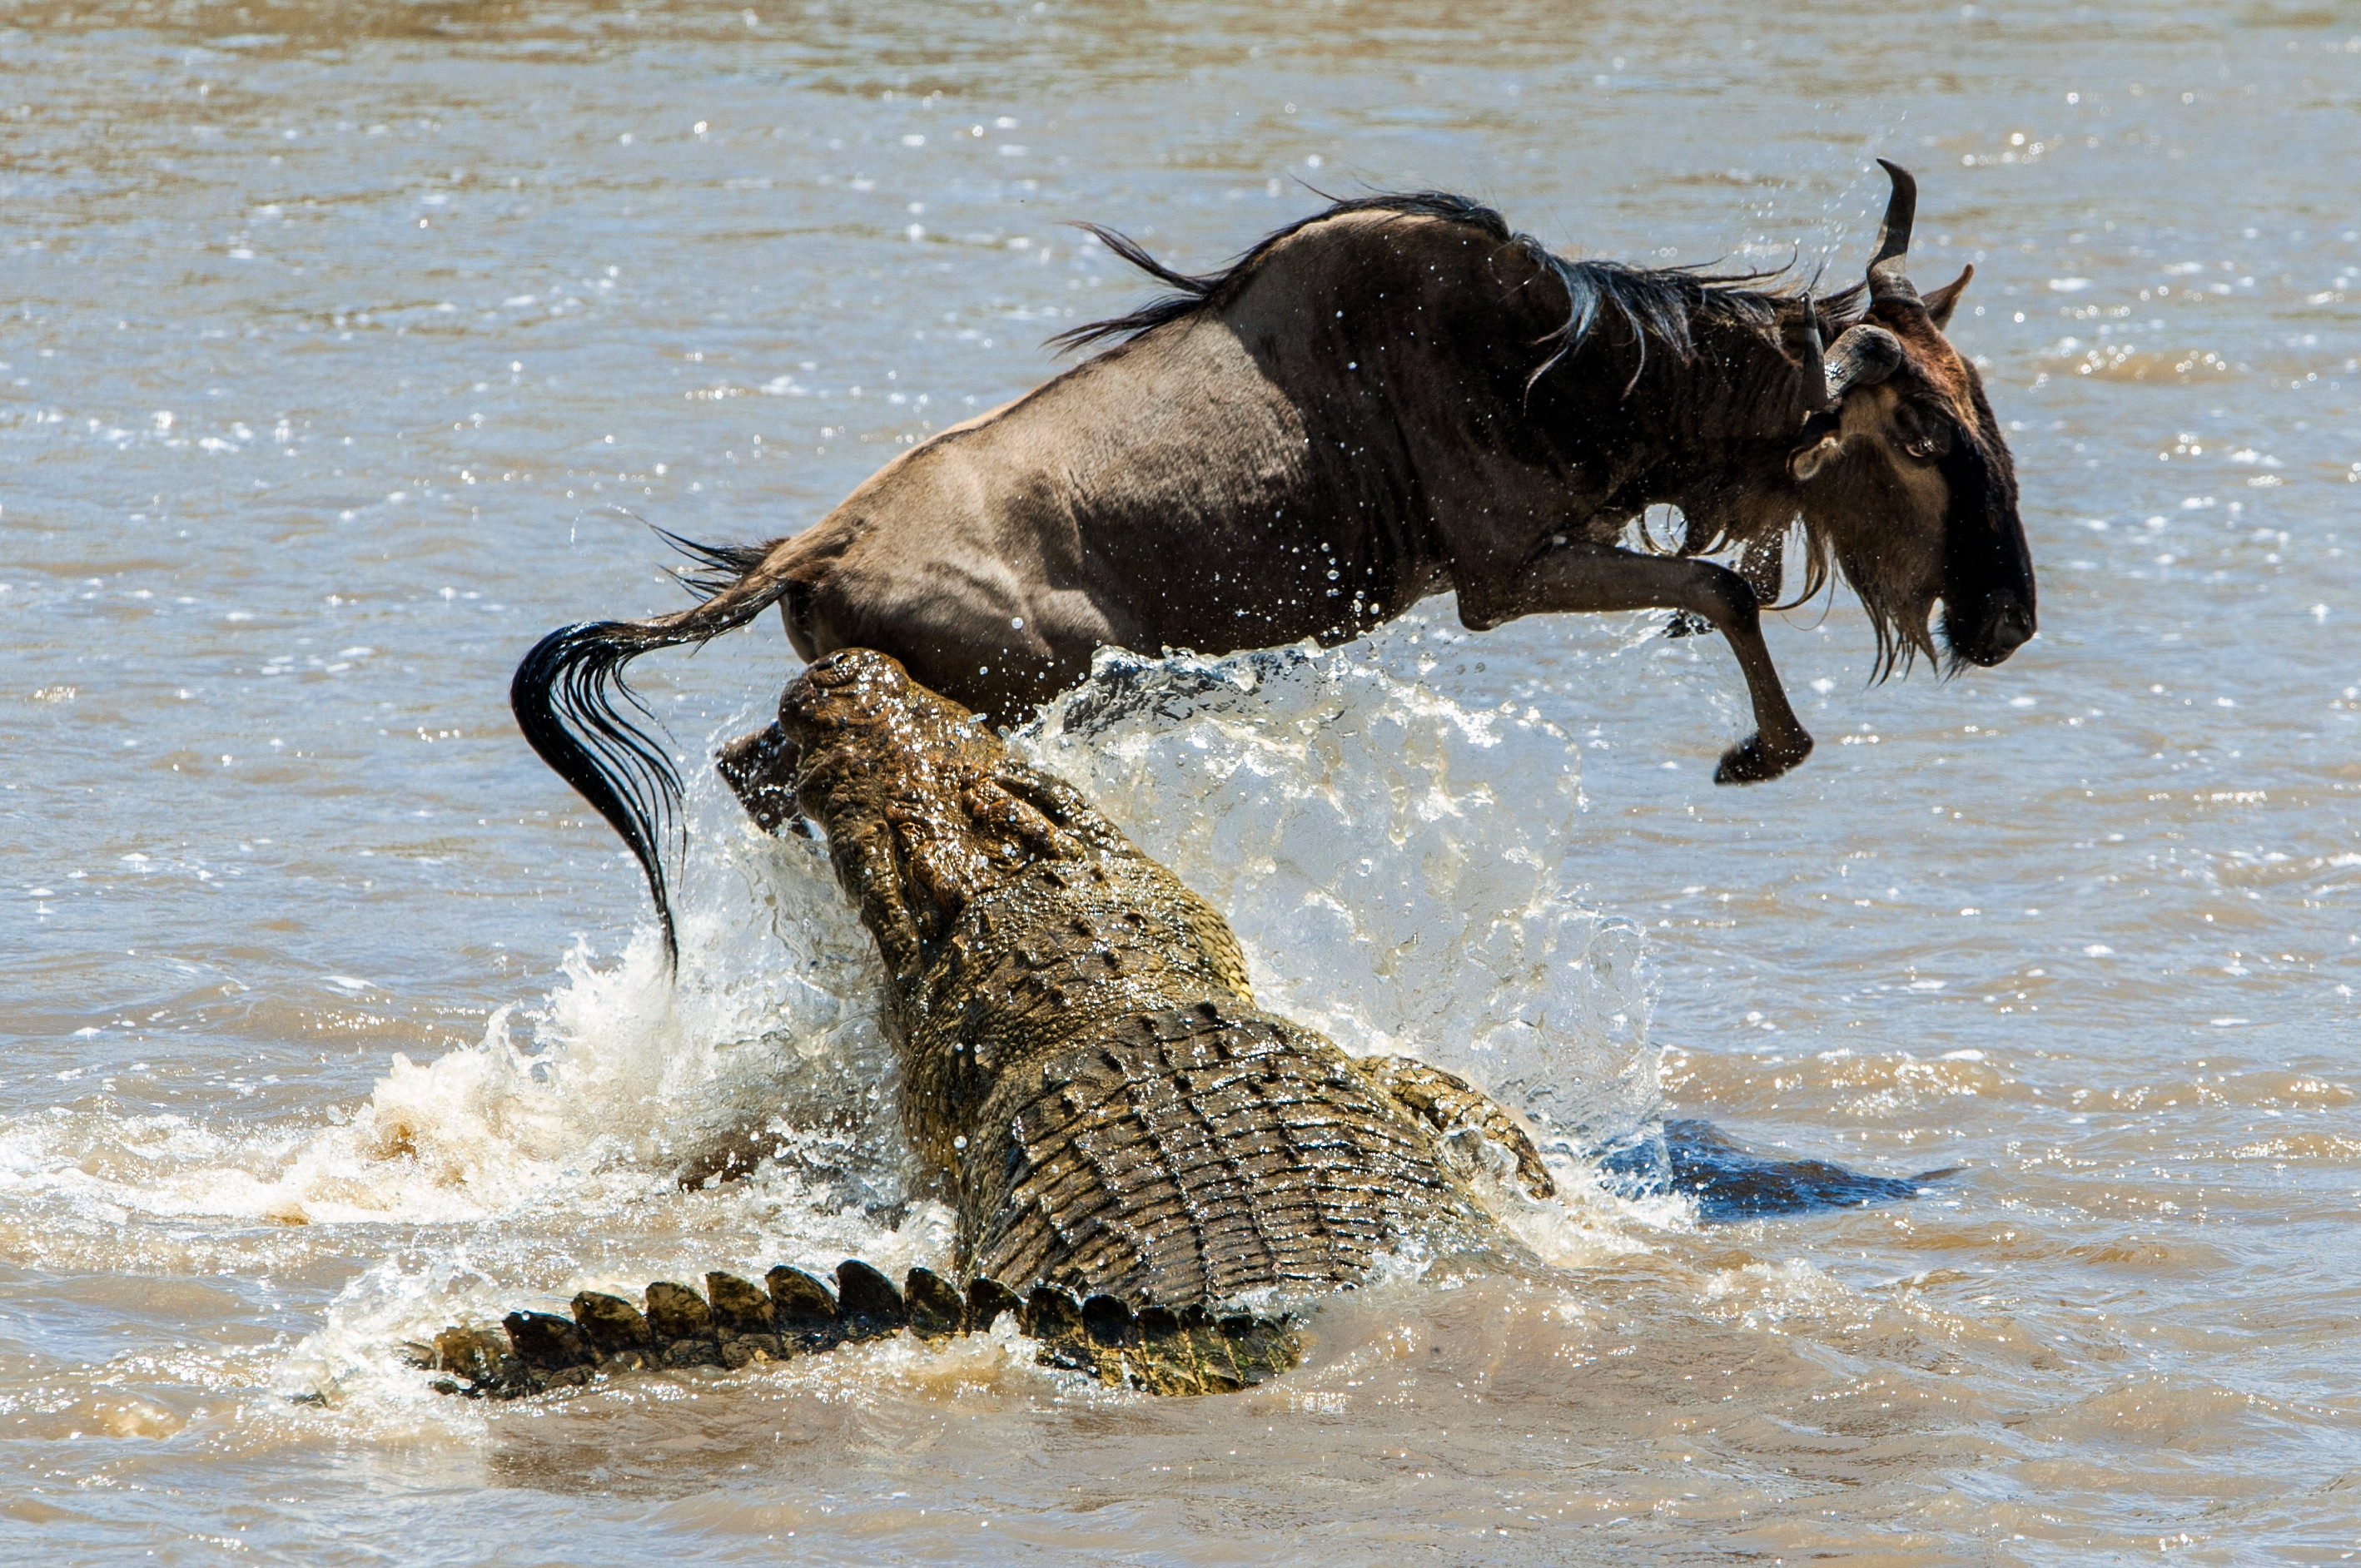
[745,648,1533,1306]
[418,649,1552,1399]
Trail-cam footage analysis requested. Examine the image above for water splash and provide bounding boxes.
[0,810,905,1243]
[1019,637,1661,1147]
[8,628,1663,1243]
[7,623,1679,1405]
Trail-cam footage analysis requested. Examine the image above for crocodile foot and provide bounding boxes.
[1359,1056,1556,1200]
[405,1258,1299,1400]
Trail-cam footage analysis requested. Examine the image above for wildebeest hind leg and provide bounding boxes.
[1460,541,1812,785]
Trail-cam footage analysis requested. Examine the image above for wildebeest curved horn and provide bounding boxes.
[1823,323,1906,398]
[1866,158,1921,305]
[1794,292,1830,411]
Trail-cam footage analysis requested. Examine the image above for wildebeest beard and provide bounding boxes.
[1784,412,2016,680]
[1784,325,2033,680]
[513,167,2038,961]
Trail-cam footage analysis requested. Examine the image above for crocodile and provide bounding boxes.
[420,648,1563,1399]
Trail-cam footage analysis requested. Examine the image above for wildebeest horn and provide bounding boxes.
[1794,292,1829,410]
[1866,158,1920,306]
[1823,323,1906,398]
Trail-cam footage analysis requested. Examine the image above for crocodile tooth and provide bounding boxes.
[1081,1294,1136,1348]
[704,1271,777,1337]
[902,1267,966,1339]
[965,1277,1021,1334]
[572,1290,654,1367]
[834,1259,908,1342]
[501,1312,592,1371]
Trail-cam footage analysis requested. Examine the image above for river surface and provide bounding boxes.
[4,2,2359,1562]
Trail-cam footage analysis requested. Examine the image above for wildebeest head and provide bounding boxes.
[1787,162,2036,674]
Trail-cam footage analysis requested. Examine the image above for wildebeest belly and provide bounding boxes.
[903,857,1489,1307]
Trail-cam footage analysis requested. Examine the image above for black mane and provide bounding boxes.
[1052,191,1849,372]
[1051,192,1509,351]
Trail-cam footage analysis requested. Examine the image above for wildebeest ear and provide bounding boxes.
[1922,264,1974,330]
[1789,433,1844,483]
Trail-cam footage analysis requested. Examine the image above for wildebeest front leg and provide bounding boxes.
[1664,534,1782,641]
[1467,540,1812,785]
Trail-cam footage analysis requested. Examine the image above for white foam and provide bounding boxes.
[1019,637,1659,1145]
[7,623,1668,1407]
[0,811,908,1241]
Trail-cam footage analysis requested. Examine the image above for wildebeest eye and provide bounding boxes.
[1894,404,1955,461]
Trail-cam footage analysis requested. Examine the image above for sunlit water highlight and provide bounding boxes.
[5,2,2359,1562]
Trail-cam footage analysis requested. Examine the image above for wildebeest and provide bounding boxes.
[514,161,2035,958]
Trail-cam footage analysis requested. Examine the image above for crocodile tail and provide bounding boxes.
[1021,1287,1302,1397]
[411,1259,1299,1400]
[508,530,800,965]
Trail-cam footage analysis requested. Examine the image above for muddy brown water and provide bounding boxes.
[4,2,2359,1562]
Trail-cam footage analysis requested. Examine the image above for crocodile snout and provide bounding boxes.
[716,723,803,835]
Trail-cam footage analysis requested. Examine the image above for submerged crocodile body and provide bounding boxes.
[424,648,1560,1399]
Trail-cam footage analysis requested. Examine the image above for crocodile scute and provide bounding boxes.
[423,648,1554,1399]
[411,1260,1298,1398]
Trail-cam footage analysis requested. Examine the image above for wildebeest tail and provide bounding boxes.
[509,533,797,965]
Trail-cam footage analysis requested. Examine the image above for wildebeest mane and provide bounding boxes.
[1052,190,1838,386]
[1052,192,1515,351]
[1527,254,1794,394]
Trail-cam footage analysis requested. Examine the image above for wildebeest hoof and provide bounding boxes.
[1713,731,1812,786]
